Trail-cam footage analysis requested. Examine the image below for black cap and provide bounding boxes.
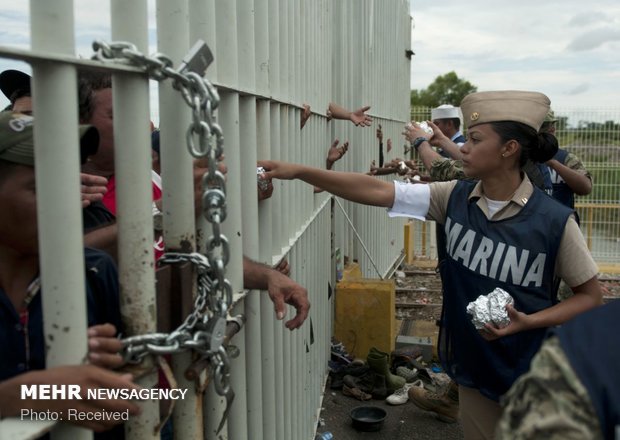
[0,70,32,103]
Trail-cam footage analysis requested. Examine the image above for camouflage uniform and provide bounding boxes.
[429,158,467,181]
[563,152,592,181]
[496,336,603,440]
[428,157,546,189]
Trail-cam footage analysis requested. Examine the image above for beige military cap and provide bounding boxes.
[460,90,550,131]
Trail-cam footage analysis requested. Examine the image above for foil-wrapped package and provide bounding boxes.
[256,166,270,191]
[417,121,434,136]
[466,288,514,330]
[405,121,434,136]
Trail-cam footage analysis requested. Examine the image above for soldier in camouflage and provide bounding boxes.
[497,300,620,439]
[496,337,602,439]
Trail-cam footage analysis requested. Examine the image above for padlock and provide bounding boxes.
[178,39,214,76]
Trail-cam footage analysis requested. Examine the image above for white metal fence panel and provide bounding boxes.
[0,1,411,439]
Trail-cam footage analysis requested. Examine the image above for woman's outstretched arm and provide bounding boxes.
[259,160,395,208]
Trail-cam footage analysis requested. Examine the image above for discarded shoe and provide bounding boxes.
[342,384,372,401]
[331,339,353,365]
[341,364,370,378]
[351,358,365,367]
[395,366,418,382]
[367,349,405,393]
[343,372,388,399]
[386,380,423,405]
[408,381,459,423]
[329,374,344,390]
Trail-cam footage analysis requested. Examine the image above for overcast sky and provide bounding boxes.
[409,0,620,111]
[1,1,619,116]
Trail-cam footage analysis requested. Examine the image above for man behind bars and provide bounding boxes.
[0,111,140,435]
[77,71,309,330]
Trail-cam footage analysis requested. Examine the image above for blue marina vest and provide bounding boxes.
[438,180,572,401]
[549,149,575,209]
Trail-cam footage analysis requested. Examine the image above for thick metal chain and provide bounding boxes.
[92,40,233,402]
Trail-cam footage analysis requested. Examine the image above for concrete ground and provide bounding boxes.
[316,384,464,440]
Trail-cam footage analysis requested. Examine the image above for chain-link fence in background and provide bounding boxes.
[409,106,620,269]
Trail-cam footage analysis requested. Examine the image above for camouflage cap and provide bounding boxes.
[460,90,550,131]
[544,109,558,123]
[0,111,99,166]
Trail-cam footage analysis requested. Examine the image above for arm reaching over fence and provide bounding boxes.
[243,256,310,330]
[327,102,372,127]
[314,139,349,193]
[259,159,395,208]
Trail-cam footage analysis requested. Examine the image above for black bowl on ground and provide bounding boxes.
[350,405,387,432]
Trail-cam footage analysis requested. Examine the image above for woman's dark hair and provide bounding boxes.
[489,121,558,167]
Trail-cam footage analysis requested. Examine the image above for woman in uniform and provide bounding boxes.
[259,90,602,440]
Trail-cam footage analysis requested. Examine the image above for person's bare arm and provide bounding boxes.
[259,160,395,208]
[426,121,463,160]
[314,140,349,193]
[84,223,118,261]
[243,256,310,330]
[327,102,372,126]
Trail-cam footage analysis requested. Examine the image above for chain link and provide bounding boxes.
[92,40,233,408]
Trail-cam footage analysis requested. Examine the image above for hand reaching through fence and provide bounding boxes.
[327,102,372,127]
[314,139,349,193]
[87,323,124,369]
[243,256,310,330]
[80,173,108,208]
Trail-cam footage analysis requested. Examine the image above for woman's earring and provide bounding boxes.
[501,153,506,157]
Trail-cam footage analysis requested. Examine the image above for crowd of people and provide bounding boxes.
[0,65,617,440]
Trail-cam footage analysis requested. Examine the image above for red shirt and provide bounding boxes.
[102,171,164,260]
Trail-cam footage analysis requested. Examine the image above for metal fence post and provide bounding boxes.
[110,1,160,439]
[30,1,90,438]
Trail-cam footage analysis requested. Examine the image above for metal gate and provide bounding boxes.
[0,1,411,439]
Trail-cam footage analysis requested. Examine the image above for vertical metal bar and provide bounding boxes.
[189,0,217,83]
[257,99,277,440]
[238,93,259,439]
[156,1,203,439]
[30,1,90,439]
[237,0,261,437]
[213,2,246,438]
[110,2,160,439]
[269,104,282,259]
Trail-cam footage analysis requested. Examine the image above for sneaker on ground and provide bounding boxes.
[386,380,423,405]
[395,365,418,382]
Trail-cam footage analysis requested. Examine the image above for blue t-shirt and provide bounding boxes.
[0,248,122,381]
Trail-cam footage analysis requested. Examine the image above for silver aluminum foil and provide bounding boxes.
[256,166,270,191]
[466,288,514,330]
[417,121,434,136]
[405,121,434,136]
